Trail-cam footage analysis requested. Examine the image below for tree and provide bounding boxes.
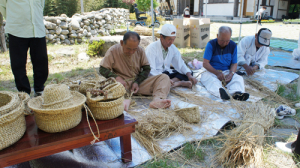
[44,0,57,16]
[0,13,7,52]
[136,0,159,12]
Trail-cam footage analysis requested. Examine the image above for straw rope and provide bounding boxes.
[83,104,100,144]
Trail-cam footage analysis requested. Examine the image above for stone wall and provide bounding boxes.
[44,8,129,45]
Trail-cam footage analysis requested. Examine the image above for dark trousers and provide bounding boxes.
[162,70,193,81]
[292,129,300,155]
[9,34,49,94]
[256,15,261,24]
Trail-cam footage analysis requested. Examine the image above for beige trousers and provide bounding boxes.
[125,74,171,100]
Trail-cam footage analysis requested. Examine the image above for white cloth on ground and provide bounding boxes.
[200,70,245,98]
[237,35,270,70]
[145,40,191,76]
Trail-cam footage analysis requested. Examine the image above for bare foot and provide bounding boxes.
[149,99,171,109]
[123,99,131,111]
[173,81,192,88]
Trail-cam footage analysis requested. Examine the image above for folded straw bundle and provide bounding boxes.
[216,101,275,167]
[174,106,201,123]
[132,109,191,156]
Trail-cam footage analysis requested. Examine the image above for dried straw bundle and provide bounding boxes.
[132,109,191,156]
[174,106,201,123]
[216,102,275,167]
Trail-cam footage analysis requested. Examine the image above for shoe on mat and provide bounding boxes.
[276,105,296,117]
[219,88,230,100]
[275,142,294,153]
[232,92,249,101]
[34,91,43,97]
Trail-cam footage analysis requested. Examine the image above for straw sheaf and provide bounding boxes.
[0,102,26,150]
[86,96,124,120]
[18,92,31,115]
[175,106,201,123]
[0,91,21,116]
[88,82,126,102]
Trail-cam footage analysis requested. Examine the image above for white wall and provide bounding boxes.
[203,3,234,16]
[273,0,279,19]
[194,0,198,12]
[246,0,255,13]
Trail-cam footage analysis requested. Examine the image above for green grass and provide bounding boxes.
[182,142,205,161]
[277,84,286,96]
[140,158,179,168]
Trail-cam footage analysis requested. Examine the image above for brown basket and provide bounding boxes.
[0,91,21,116]
[18,92,31,115]
[0,102,26,150]
[28,90,86,133]
[86,96,124,120]
[88,82,126,102]
[175,106,201,123]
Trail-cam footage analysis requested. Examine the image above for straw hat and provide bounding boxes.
[28,84,86,133]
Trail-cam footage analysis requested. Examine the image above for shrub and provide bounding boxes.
[145,13,165,25]
[87,40,105,57]
[129,13,136,20]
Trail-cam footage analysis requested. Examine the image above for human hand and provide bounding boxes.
[116,76,127,87]
[188,76,198,85]
[216,71,225,81]
[131,82,139,93]
[244,65,255,76]
[225,73,233,83]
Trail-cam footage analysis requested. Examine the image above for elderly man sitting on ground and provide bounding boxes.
[237,28,272,76]
[145,24,197,88]
[200,26,250,101]
[99,31,171,111]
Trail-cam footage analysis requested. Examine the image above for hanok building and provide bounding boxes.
[158,0,299,20]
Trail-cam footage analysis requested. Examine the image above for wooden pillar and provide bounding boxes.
[0,13,7,53]
[234,0,239,17]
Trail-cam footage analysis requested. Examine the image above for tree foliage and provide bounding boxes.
[136,0,159,12]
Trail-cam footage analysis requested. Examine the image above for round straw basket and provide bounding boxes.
[18,92,31,115]
[0,102,26,150]
[79,81,96,95]
[88,82,126,102]
[28,91,86,133]
[0,91,21,116]
[175,106,201,123]
[87,96,124,120]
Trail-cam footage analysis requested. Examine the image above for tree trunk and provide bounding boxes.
[0,13,7,53]
[233,0,239,17]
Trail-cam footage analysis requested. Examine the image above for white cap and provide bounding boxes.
[157,24,176,37]
[257,28,272,46]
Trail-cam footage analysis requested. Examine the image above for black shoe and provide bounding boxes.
[236,71,246,76]
[219,88,230,100]
[232,92,249,101]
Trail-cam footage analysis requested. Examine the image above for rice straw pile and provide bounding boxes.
[130,108,191,156]
[216,101,275,167]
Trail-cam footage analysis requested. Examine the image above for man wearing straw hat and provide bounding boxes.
[237,28,272,76]
[145,24,198,89]
[0,0,49,97]
[201,26,249,101]
[99,31,171,111]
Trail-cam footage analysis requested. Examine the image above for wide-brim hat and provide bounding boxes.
[257,28,272,47]
[28,84,86,113]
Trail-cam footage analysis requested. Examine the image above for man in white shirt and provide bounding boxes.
[145,24,197,89]
[0,0,48,96]
[237,28,272,76]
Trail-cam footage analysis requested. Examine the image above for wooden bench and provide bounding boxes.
[0,111,137,167]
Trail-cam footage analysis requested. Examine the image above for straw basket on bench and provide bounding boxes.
[28,84,86,133]
[0,91,26,150]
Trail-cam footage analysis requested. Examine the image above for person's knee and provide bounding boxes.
[158,74,171,86]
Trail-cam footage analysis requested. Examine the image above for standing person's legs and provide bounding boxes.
[293,129,300,155]
[8,34,31,94]
[29,37,49,93]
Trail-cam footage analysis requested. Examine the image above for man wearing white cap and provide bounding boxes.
[237,28,272,76]
[145,24,197,88]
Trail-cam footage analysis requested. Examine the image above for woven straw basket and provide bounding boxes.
[18,92,31,115]
[79,81,97,95]
[0,102,26,150]
[175,106,201,123]
[28,84,86,133]
[88,82,126,102]
[87,96,124,120]
[0,91,21,116]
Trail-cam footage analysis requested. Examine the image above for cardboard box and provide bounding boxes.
[190,18,210,49]
[173,18,190,48]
